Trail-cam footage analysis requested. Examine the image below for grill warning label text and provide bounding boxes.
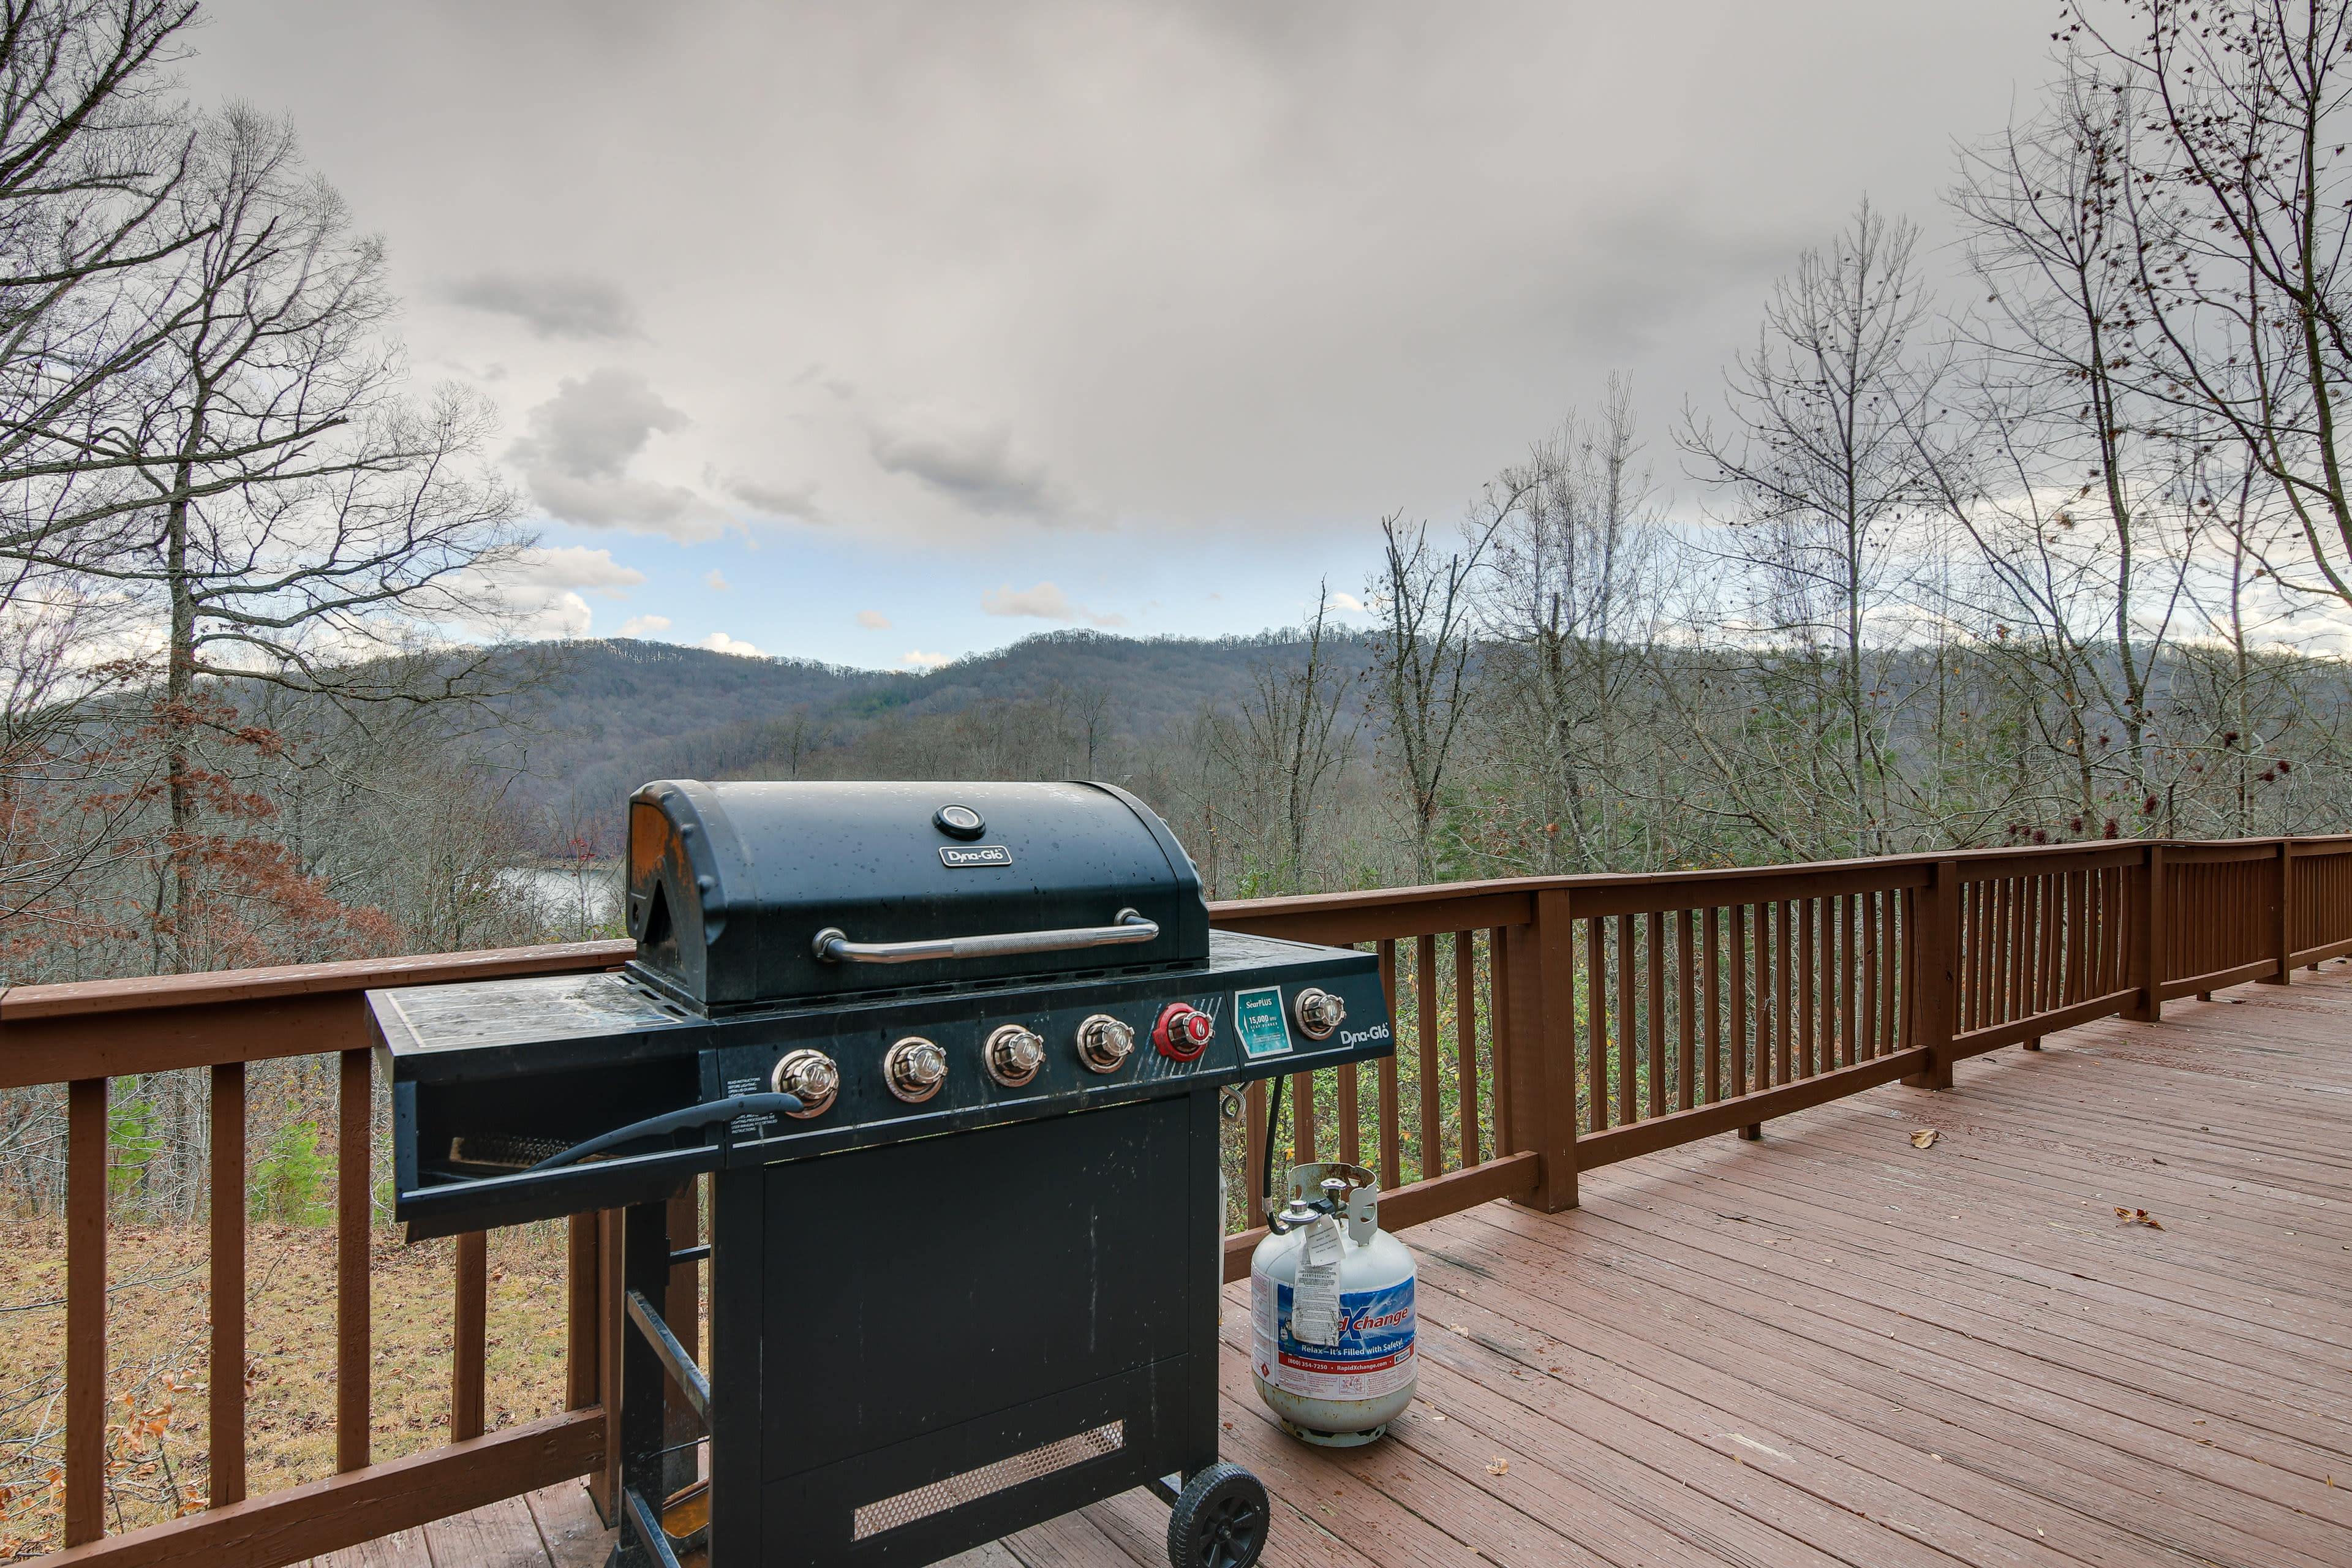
[1234,986,1294,1059]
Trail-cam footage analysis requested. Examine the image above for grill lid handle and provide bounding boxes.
[812,908,1158,965]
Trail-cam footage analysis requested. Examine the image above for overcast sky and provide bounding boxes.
[182,0,2062,668]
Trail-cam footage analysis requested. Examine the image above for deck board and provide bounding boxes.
[329,968,2352,1566]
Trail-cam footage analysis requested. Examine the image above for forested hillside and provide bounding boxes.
[503,629,1376,848]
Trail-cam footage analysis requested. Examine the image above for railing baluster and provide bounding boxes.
[1838,892,1856,1069]
[211,1062,247,1507]
[1797,899,1817,1078]
[66,1077,104,1548]
[1702,907,1722,1103]
[1488,926,1512,1148]
[338,1048,371,1472]
[2010,873,2029,1021]
[1730,904,1751,1096]
[1861,891,1880,1059]
[1676,909,1697,1112]
[1585,916,1607,1132]
[1417,932,1441,1178]
[454,1231,487,1441]
[1377,940,1401,1187]
[1616,913,1637,1125]
[1976,878,1996,1031]
[567,1212,600,1411]
[1454,931,1479,1168]
[1646,910,1666,1120]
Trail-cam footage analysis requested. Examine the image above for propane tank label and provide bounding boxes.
[1251,1272,1417,1400]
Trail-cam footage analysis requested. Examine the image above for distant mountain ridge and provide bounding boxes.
[503,628,1371,832]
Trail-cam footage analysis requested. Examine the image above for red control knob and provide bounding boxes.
[1153,1002,1214,1061]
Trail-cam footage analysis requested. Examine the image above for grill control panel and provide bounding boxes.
[699,946,1390,1167]
[376,927,1394,1235]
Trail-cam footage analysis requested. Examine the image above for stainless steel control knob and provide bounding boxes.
[884,1036,948,1102]
[1294,987,1346,1041]
[1076,1012,1134,1073]
[985,1024,1047,1087]
[770,1048,840,1117]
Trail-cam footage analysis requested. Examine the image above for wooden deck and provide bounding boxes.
[313,968,2352,1568]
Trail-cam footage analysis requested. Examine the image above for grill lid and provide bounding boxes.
[625,778,1208,1012]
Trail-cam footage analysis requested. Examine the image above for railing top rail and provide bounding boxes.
[0,939,635,1022]
[1212,833,2352,925]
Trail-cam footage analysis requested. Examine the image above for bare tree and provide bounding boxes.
[1679,201,1946,856]
[0,108,527,969]
[1368,511,1494,883]
[0,3,207,568]
[2059,0,2352,607]
[1203,593,1360,894]
[1475,376,1670,870]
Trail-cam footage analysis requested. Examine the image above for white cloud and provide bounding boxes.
[856,609,891,629]
[510,545,647,600]
[469,545,650,639]
[981,580,1126,627]
[1325,592,1369,614]
[697,631,765,657]
[898,649,953,669]
[619,614,672,638]
[706,569,732,591]
[507,368,722,540]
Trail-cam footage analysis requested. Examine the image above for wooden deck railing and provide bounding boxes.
[9,834,2352,1566]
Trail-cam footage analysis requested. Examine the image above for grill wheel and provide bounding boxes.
[1166,1461,1268,1568]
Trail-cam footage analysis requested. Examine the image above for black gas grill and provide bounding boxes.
[370,780,1395,1568]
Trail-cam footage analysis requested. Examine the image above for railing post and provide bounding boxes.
[1504,889,1580,1212]
[2127,842,2166,1021]
[2261,839,2293,985]
[1902,862,1956,1091]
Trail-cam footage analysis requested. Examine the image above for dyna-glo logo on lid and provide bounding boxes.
[938,844,1013,867]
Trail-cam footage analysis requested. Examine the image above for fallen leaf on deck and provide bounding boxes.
[2113,1207,2164,1230]
[1486,1458,1509,1476]
[1911,1129,1940,1149]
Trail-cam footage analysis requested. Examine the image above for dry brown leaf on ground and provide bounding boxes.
[2114,1207,2165,1230]
[1486,1458,1509,1477]
[1911,1129,1940,1149]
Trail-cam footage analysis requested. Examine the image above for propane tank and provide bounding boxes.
[1250,1163,1416,1446]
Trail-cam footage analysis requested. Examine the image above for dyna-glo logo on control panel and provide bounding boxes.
[938,844,1013,868]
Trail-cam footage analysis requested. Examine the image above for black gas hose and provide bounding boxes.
[522,1092,804,1175]
[1261,1080,1284,1228]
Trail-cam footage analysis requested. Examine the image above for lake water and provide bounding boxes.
[498,864,624,929]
